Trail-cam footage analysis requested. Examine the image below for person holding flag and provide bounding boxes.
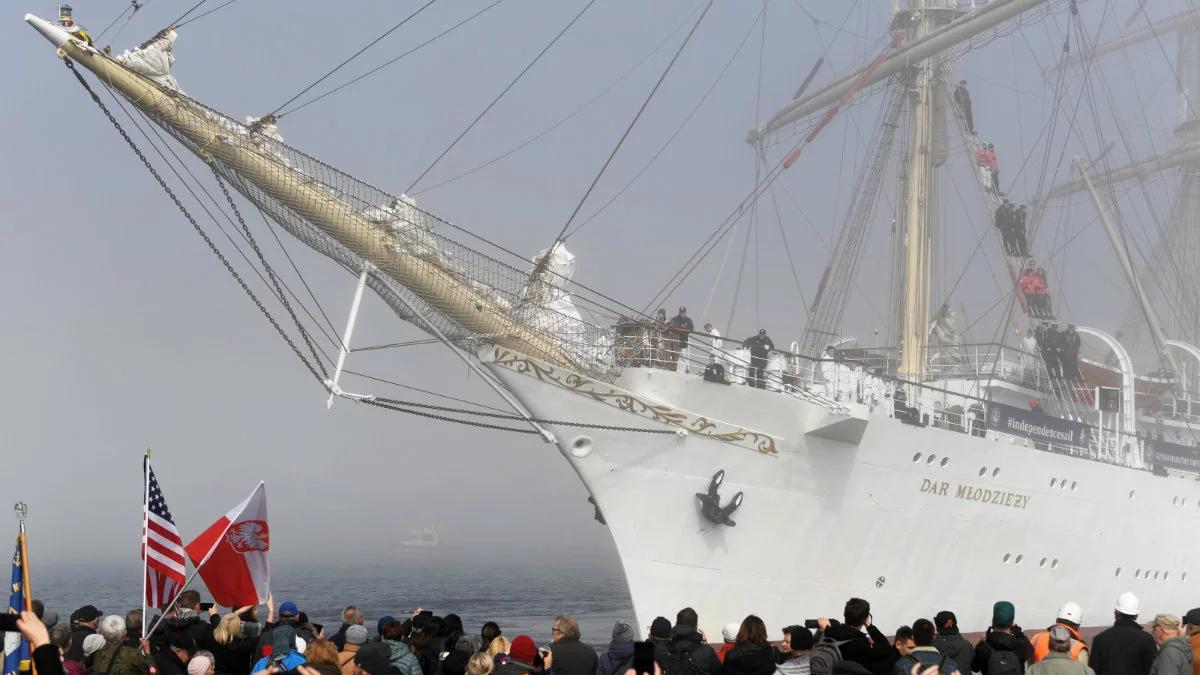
[4,503,33,675]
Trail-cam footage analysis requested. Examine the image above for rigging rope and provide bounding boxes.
[65,58,330,387]
[547,0,716,246]
[175,0,244,28]
[270,0,439,117]
[406,0,597,193]
[278,0,508,117]
[67,58,677,438]
[167,0,209,29]
[564,0,764,238]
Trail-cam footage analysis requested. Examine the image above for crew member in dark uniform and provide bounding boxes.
[668,307,695,372]
[743,329,774,389]
[1061,324,1082,381]
[953,80,975,134]
[995,200,1014,255]
[1013,203,1029,256]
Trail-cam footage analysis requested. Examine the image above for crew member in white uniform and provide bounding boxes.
[704,323,724,367]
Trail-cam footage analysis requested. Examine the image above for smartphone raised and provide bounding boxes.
[633,641,656,675]
[199,602,215,611]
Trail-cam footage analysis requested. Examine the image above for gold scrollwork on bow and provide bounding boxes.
[490,348,778,454]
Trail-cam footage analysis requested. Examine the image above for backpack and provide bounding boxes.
[809,637,853,675]
[661,647,704,675]
[986,649,1021,675]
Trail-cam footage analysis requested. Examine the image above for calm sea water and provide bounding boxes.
[33,557,635,647]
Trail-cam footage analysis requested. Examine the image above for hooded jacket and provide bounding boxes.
[597,641,635,675]
[665,626,722,675]
[972,628,1034,675]
[718,644,778,675]
[776,654,812,675]
[1089,618,1157,675]
[932,631,974,674]
[1189,627,1200,675]
[384,639,424,675]
[1149,637,1193,675]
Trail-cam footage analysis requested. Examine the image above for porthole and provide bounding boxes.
[913,452,922,463]
[992,467,1001,477]
[1154,571,1161,580]
[1015,554,1024,565]
[1129,490,1136,501]
[1115,567,1122,577]
[1135,569,1142,579]
[1039,557,1047,568]
[979,467,987,477]
[1173,497,1179,506]
[1003,553,1012,564]
[926,454,937,465]
[1070,481,1078,491]
[1184,572,1189,582]
[1165,572,1171,581]
[1060,479,1068,489]
[1050,478,1058,488]
[940,456,950,467]
[1051,559,1060,569]
[569,436,593,458]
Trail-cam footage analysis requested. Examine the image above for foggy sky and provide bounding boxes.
[0,0,1188,585]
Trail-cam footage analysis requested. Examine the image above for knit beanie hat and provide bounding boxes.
[650,617,671,639]
[611,622,636,645]
[346,625,369,646]
[992,601,1016,628]
[82,634,106,657]
[509,635,537,665]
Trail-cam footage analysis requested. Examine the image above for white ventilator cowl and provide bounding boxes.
[1058,602,1082,624]
[1115,592,1140,616]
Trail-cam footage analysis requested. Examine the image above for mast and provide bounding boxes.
[897,1,959,377]
[27,16,579,369]
[1073,156,1181,377]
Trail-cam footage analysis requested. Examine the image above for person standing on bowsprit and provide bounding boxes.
[743,330,774,389]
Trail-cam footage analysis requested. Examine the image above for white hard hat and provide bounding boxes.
[1115,592,1140,616]
[1057,602,1082,624]
[722,622,740,643]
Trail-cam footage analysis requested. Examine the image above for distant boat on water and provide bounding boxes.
[399,527,441,550]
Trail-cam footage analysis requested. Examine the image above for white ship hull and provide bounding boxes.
[487,352,1199,639]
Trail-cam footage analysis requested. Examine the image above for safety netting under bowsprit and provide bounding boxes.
[117,80,617,377]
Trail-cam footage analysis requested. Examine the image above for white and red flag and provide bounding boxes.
[183,482,270,607]
[143,456,186,609]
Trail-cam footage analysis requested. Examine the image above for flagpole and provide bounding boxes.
[141,450,151,639]
[15,502,36,675]
[144,564,205,641]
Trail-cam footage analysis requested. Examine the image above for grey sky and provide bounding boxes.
[0,0,1189,577]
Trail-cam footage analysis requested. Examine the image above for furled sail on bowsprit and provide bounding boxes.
[26,15,614,375]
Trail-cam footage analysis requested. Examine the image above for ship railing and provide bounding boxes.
[824,343,1051,391]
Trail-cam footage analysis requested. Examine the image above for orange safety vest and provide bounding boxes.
[1030,624,1087,663]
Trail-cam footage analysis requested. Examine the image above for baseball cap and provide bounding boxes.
[72,605,102,623]
[1048,625,1071,648]
[355,642,393,675]
[279,601,300,616]
[1184,609,1200,626]
[346,625,369,646]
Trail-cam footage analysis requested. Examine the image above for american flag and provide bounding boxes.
[143,458,185,608]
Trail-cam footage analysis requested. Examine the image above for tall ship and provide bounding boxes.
[24,0,1200,636]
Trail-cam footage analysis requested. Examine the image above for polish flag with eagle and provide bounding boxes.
[184,482,270,607]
